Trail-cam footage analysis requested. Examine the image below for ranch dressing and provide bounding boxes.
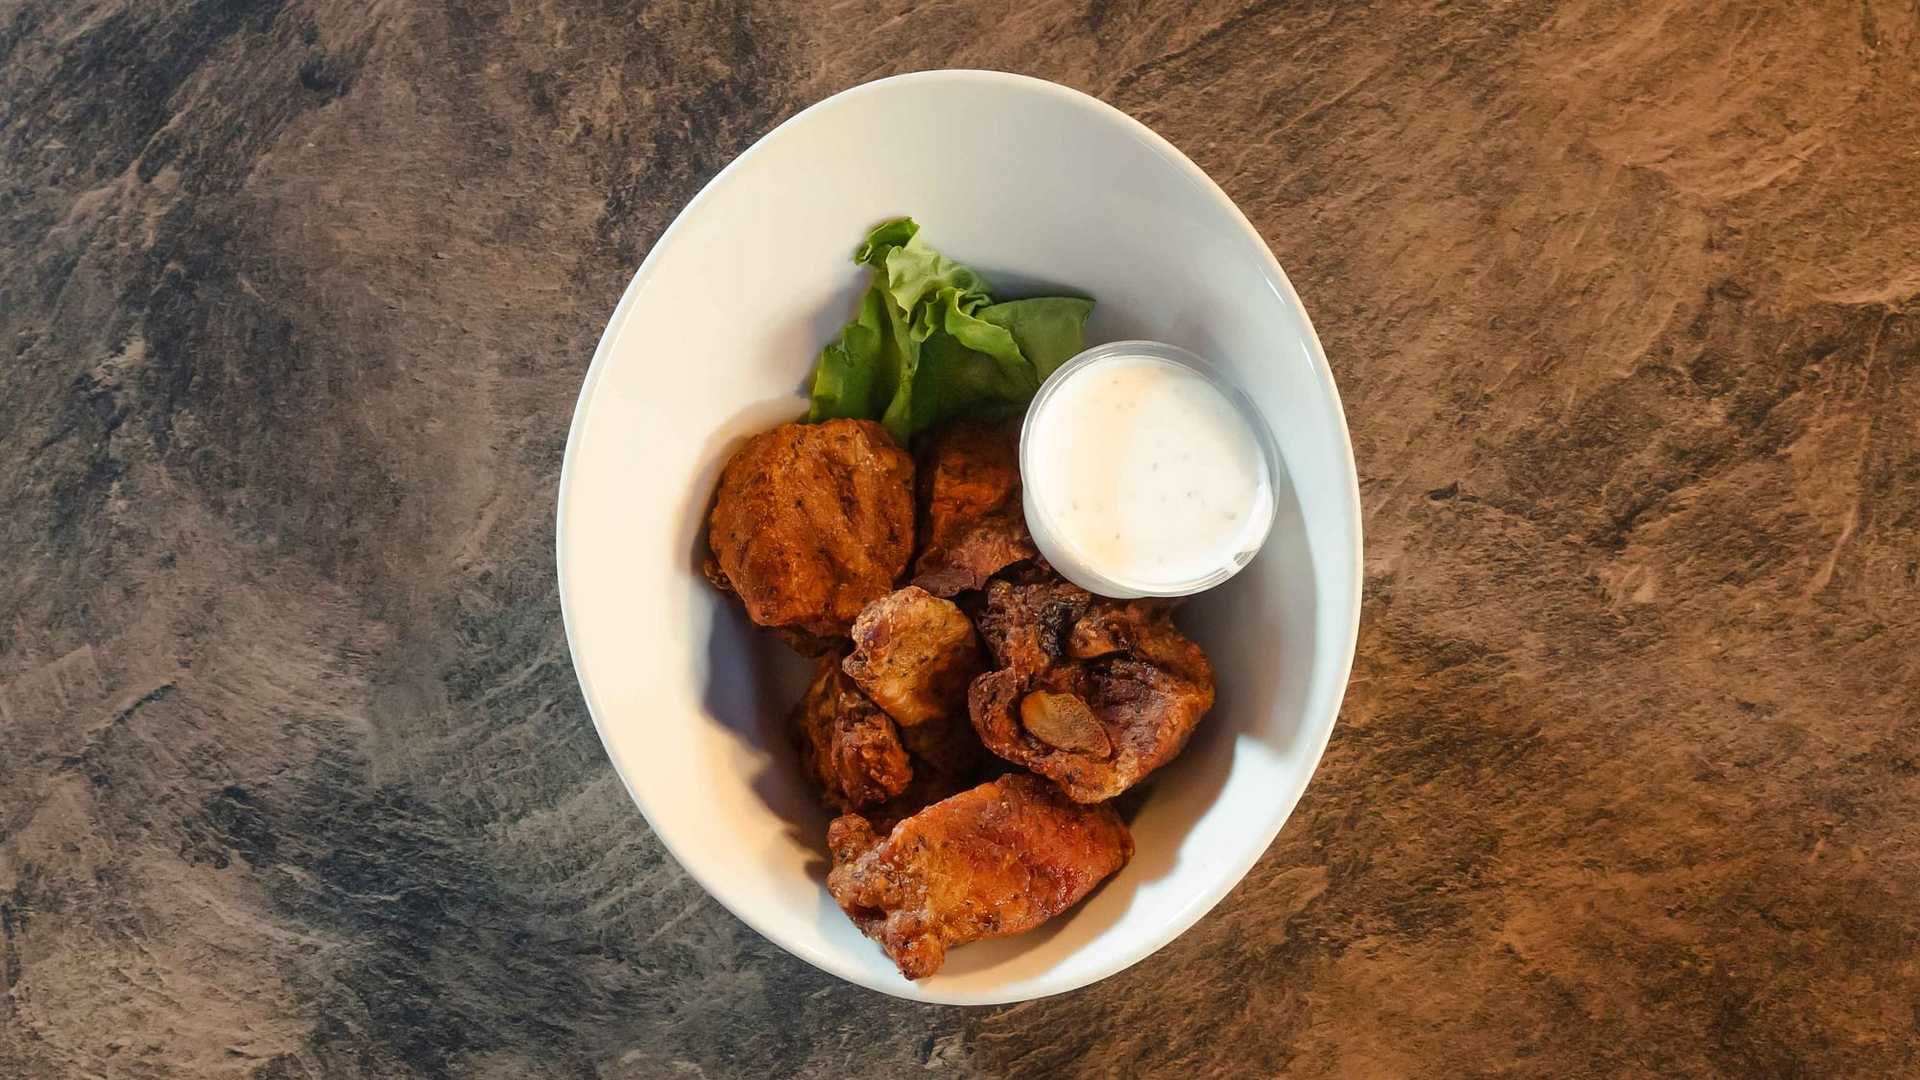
[1021,342,1278,598]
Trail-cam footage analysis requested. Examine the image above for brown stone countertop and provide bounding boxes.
[3,2,1918,1076]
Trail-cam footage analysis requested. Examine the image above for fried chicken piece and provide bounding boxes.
[895,709,989,787]
[853,753,990,837]
[969,580,1215,803]
[843,586,986,728]
[910,419,1040,597]
[794,655,912,812]
[972,578,1097,674]
[707,419,914,641]
[825,586,996,822]
[850,695,997,835]
[827,773,1132,979]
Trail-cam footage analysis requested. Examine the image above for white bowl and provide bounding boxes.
[557,71,1362,1005]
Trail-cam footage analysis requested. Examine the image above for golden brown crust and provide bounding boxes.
[968,580,1214,803]
[910,419,1039,597]
[843,586,986,728]
[793,655,913,812]
[826,586,998,828]
[708,419,914,641]
[826,773,1132,979]
[848,719,996,837]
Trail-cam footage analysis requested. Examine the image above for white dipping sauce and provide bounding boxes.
[1023,350,1274,596]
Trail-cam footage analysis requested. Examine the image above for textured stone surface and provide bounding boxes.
[4,1,1919,1076]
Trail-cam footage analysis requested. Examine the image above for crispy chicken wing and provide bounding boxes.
[707,419,914,642]
[793,655,912,812]
[827,772,1132,979]
[910,419,1040,597]
[843,586,986,727]
[969,580,1215,802]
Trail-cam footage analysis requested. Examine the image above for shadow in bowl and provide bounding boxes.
[683,400,828,853]
[1178,445,1318,760]
[699,598,825,845]
[970,265,1092,305]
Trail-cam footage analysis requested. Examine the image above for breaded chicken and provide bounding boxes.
[793,654,912,811]
[910,419,1039,597]
[969,580,1214,803]
[843,586,985,728]
[971,577,1096,675]
[827,773,1132,979]
[707,419,914,642]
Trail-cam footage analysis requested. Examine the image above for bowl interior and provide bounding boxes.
[558,71,1361,1004]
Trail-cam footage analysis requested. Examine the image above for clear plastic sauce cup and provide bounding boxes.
[1020,340,1282,599]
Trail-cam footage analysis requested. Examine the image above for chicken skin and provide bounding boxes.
[910,419,1039,597]
[707,419,914,643]
[969,579,1215,803]
[793,655,912,812]
[843,586,986,728]
[837,587,994,829]
[851,745,991,837]
[971,577,1096,675]
[826,772,1132,979]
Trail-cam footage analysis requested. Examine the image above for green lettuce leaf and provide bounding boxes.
[980,297,1096,382]
[805,218,1093,444]
[804,286,888,422]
